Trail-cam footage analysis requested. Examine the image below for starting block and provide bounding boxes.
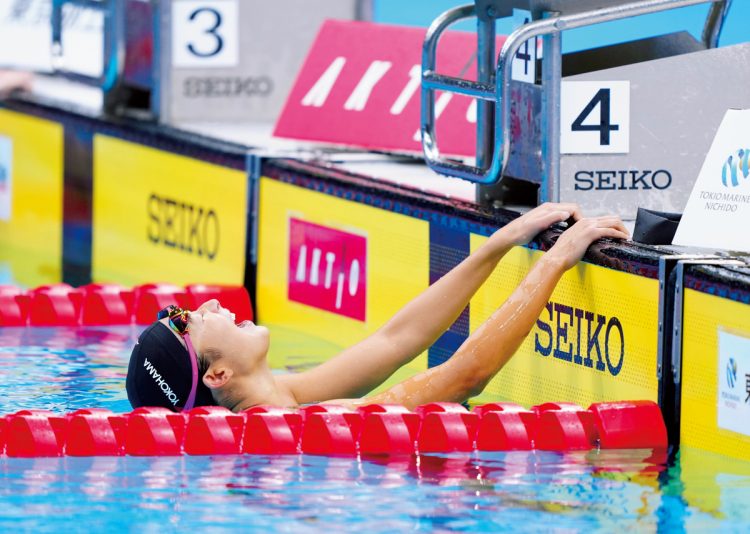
[422,0,745,219]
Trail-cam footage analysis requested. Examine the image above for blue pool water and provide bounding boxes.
[0,327,749,532]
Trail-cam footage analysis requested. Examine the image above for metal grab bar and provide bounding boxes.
[51,0,125,91]
[702,0,731,48]
[421,0,728,187]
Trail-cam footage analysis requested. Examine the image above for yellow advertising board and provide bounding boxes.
[257,178,429,389]
[92,135,247,286]
[469,236,659,407]
[681,289,750,461]
[0,109,63,287]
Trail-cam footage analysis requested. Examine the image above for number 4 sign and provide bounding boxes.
[511,17,536,84]
[561,81,630,154]
[172,0,239,68]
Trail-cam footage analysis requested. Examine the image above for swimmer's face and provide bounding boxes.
[187,299,270,372]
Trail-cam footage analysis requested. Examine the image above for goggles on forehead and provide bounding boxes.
[157,304,198,411]
[157,305,190,336]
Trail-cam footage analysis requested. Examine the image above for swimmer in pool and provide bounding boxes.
[126,203,629,412]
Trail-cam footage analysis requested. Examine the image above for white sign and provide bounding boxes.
[717,330,750,437]
[511,12,536,84]
[0,136,13,221]
[0,0,103,76]
[561,81,630,154]
[172,0,239,68]
[673,109,750,252]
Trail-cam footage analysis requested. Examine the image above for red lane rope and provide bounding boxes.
[0,400,667,457]
[0,283,253,327]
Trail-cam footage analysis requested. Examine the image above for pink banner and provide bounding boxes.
[288,218,367,321]
[274,20,505,157]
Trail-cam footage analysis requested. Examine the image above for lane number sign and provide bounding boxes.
[561,81,630,154]
[172,0,239,68]
[511,16,536,84]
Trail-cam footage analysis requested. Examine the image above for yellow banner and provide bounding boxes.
[681,289,750,461]
[92,135,247,286]
[257,178,429,390]
[0,109,63,287]
[469,237,659,407]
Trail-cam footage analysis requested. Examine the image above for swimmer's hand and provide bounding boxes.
[547,216,630,270]
[497,202,583,247]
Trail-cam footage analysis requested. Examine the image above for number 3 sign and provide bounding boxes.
[172,0,239,68]
[561,81,630,154]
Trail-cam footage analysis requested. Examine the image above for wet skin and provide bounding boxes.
[167,205,629,412]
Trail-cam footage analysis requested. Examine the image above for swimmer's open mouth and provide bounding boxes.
[237,320,254,329]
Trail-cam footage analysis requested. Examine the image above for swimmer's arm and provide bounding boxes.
[286,253,567,410]
[362,253,566,409]
[278,203,582,405]
[363,216,630,410]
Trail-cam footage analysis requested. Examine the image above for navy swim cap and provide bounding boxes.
[126,321,215,411]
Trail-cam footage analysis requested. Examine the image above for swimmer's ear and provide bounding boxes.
[202,366,233,389]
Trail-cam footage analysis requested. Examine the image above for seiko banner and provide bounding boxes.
[469,240,658,407]
[91,135,247,286]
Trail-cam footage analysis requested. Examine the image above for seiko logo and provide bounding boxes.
[147,193,219,259]
[184,76,273,98]
[574,170,672,191]
[534,301,624,377]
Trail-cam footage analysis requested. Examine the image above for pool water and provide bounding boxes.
[0,327,749,532]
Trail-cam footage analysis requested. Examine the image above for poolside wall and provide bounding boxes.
[0,108,63,287]
[0,100,249,289]
[91,135,247,286]
[680,265,750,462]
[257,159,661,406]
[1,100,749,461]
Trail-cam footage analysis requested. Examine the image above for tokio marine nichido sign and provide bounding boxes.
[674,108,750,253]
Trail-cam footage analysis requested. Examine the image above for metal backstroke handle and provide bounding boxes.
[51,0,125,91]
[421,4,497,184]
[421,0,728,186]
[702,0,732,48]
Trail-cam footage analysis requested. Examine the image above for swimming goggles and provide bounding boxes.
[157,305,198,411]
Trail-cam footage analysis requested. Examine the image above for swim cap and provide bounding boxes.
[126,321,216,411]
